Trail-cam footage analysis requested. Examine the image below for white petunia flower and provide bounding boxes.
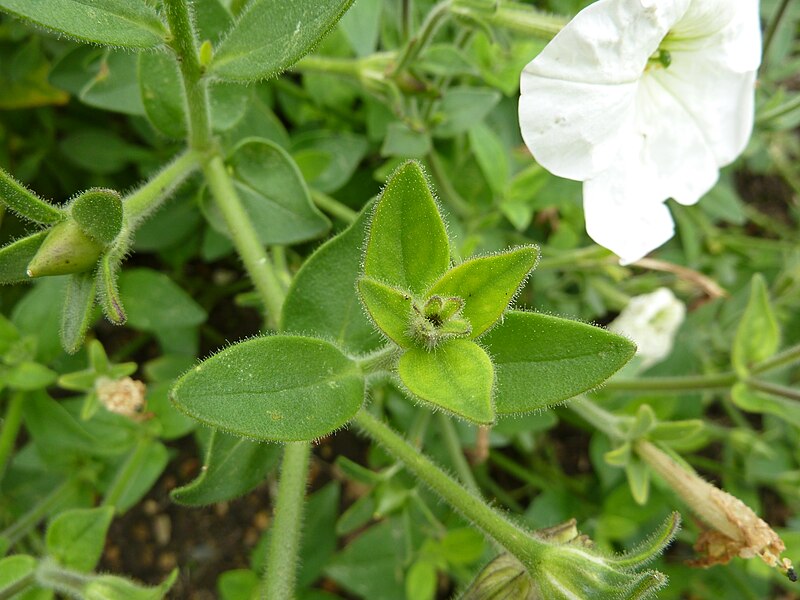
[518,0,761,264]
[608,287,686,368]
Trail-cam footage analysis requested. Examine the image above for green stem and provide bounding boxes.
[570,397,625,439]
[762,0,792,69]
[356,344,401,374]
[261,442,311,600]
[745,378,800,402]
[310,189,358,223]
[102,436,151,510]
[604,372,738,394]
[534,246,611,271]
[757,94,800,125]
[294,55,364,79]
[489,451,550,491]
[0,392,25,483]
[124,150,201,226]
[0,479,75,549]
[450,0,566,39]
[354,410,545,570]
[436,413,480,495]
[752,343,800,374]
[0,573,35,599]
[203,156,285,327]
[163,0,211,149]
[392,1,452,76]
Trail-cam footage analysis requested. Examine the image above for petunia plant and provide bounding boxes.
[0,0,797,598]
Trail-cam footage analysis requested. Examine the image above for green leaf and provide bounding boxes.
[433,87,501,138]
[6,361,58,390]
[357,278,414,348]
[70,189,123,246]
[171,428,280,506]
[625,457,650,505]
[83,569,177,600]
[60,272,96,354]
[0,555,37,591]
[282,204,382,354]
[405,561,436,600]
[482,311,636,415]
[364,161,450,295]
[731,382,800,429]
[118,268,206,331]
[0,167,64,224]
[381,122,432,159]
[138,52,185,139]
[97,253,126,325]
[398,338,494,424]
[105,439,169,513]
[209,0,355,81]
[428,246,538,338]
[202,139,329,245]
[469,123,509,195]
[339,0,382,56]
[26,220,104,278]
[171,336,365,441]
[0,230,48,284]
[46,507,114,572]
[0,0,166,48]
[298,483,341,587]
[292,131,368,193]
[732,274,780,376]
[440,528,485,565]
[218,569,259,600]
[51,48,145,116]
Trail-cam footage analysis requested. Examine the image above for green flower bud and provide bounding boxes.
[409,294,472,349]
[27,220,104,278]
[461,514,679,600]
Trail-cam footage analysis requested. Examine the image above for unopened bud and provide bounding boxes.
[26,220,103,278]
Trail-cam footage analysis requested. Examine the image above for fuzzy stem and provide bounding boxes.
[260,442,311,600]
[310,189,358,223]
[604,372,738,394]
[0,392,24,483]
[450,0,566,38]
[203,156,286,327]
[354,410,546,571]
[124,150,201,226]
[163,0,211,150]
[436,413,481,495]
[392,1,452,76]
[751,343,800,375]
[570,397,625,439]
[745,378,800,402]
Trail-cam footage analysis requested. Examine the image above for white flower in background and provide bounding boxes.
[519,0,761,264]
[96,376,147,417]
[609,287,686,368]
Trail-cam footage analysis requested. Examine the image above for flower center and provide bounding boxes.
[646,48,672,71]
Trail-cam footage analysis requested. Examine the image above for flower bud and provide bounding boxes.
[26,220,104,278]
[95,376,146,418]
[461,514,679,600]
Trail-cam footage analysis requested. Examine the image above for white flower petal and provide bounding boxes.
[583,170,675,265]
[518,79,638,180]
[519,0,691,180]
[635,74,720,205]
[667,0,761,72]
[653,52,757,166]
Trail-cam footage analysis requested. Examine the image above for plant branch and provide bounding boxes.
[604,372,738,394]
[354,409,546,571]
[124,150,201,227]
[752,343,800,375]
[436,413,481,495]
[260,442,311,600]
[163,0,211,149]
[203,156,286,327]
[745,378,800,402]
